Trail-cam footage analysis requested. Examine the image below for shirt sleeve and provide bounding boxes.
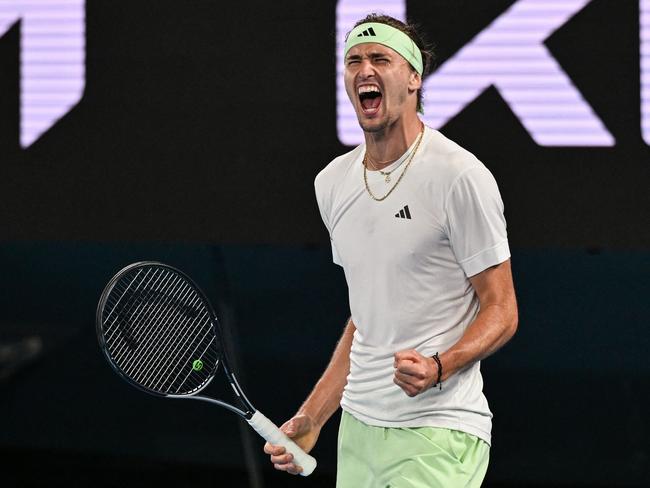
[315,174,343,267]
[445,166,510,278]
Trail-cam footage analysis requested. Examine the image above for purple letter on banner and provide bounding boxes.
[0,0,85,148]
[336,0,615,147]
[642,0,650,145]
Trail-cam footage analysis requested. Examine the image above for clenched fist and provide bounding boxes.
[393,349,440,397]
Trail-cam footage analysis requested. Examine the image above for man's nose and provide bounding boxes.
[357,59,376,78]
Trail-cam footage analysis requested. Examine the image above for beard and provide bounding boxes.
[359,119,389,133]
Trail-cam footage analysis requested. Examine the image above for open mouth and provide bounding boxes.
[358,85,382,115]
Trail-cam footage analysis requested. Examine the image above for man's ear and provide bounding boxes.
[408,71,422,92]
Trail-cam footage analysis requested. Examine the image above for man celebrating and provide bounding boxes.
[265,13,518,487]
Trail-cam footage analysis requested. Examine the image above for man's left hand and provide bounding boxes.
[393,349,439,397]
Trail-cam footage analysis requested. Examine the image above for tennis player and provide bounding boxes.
[264,13,518,487]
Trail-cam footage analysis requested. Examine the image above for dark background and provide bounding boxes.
[0,1,648,487]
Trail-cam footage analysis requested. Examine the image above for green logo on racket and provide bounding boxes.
[192,359,204,372]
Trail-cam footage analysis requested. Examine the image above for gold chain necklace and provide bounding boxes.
[362,126,425,202]
[365,155,401,183]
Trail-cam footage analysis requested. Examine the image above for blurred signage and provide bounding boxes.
[337,0,648,147]
[0,0,84,148]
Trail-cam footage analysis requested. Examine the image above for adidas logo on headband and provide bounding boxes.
[345,23,423,75]
[357,27,376,37]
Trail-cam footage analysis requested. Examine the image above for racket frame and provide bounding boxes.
[96,261,317,476]
[96,261,255,419]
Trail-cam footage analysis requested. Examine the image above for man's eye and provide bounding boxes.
[347,60,360,65]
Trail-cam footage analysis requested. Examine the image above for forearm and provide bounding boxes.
[297,318,355,429]
[440,301,517,382]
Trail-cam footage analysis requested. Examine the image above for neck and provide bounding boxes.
[363,114,423,170]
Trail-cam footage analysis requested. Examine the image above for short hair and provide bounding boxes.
[348,13,435,113]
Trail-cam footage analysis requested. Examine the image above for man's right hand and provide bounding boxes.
[264,319,355,474]
[263,413,320,475]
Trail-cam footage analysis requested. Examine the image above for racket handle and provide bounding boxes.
[248,410,317,477]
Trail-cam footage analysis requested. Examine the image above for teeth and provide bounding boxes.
[358,85,380,95]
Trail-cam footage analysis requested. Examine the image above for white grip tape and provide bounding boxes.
[248,410,317,476]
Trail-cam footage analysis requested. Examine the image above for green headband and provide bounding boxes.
[344,22,423,75]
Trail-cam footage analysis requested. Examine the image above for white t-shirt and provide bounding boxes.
[314,127,510,445]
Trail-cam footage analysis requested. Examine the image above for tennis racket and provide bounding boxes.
[96,261,316,476]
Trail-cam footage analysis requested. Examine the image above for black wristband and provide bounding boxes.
[431,352,442,390]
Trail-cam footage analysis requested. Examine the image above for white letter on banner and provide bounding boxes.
[642,0,650,145]
[0,0,85,148]
[336,0,615,147]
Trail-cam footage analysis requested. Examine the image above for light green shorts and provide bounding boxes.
[336,411,490,488]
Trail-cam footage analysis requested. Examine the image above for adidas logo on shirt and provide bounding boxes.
[395,205,412,219]
[357,27,377,37]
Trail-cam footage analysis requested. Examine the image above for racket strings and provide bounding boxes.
[103,267,158,341]
[101,266,219,395]
[107,269,184,366]
[110,275,216,393]
[120,276,209,383]
[119,279,198,380]
[105,269,184,375]
[157,329,215,393]
[143,302,211,391]
[107,269,176,360]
